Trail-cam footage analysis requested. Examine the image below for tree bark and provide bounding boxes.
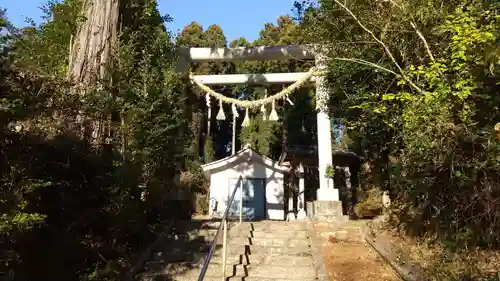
[67,0,120,146]
[68,0,119,85]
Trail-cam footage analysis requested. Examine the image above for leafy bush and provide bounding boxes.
[354,187,383,218]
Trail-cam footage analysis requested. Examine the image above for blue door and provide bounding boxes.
[228,178,266,220]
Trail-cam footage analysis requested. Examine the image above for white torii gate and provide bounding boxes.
[178,45,339,202]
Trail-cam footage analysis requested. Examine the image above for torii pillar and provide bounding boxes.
[296,162,308,219]
[315,52,339,201]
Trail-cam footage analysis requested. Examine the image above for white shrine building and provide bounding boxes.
[201,145,289,220]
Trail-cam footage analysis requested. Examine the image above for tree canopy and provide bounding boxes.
[1,0,499,280]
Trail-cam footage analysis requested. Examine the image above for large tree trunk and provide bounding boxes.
[67,0,120,145]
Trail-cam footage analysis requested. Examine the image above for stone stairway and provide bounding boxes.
[136,220,319,281]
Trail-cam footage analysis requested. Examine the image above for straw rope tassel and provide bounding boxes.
[205,93,211,108]
[216,99,226,120]
[269,99,278,121]
[285,87,294,106]
[206,93,212,135]
[242,108,250,127]
[231,103,239,118]
[261,91,267,121]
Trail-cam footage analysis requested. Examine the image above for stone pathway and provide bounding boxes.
[312,220,399,281]
[136,220,320,281]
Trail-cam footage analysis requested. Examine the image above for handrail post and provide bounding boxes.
[239,180,243,224]
[197,176,243,281]
[221,218,227,281]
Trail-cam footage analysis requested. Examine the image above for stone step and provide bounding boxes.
[194,228,219,237]
[238,221,307,232]
[140,275,316,281]
[170,233,218,244]
[145,252,314,270]
[195,277,316,281]
[227,236,310,248]
[239,244,312,255]
[228,225,307,237]
[156,229,310,248]
[173,220,243,236]
[170,221,308,240]
[209,252,314,266]
[165,229,309,241]
[151,243,313,264]
[174,219,222,228]
[168,221,308,242]
[312,214,349,223]
[140,262,316,280]
[216,241,312,254]
[247,229,308,238]
[165,226,308,242]
[316,228,364,242]
[149,243,214,262]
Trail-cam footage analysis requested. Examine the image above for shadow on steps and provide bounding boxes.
[132,218,239,281]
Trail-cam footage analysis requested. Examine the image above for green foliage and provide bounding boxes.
[240,115,280,156]
[231,17,314,159]
[3,0,499,279]
[304,0,500,255]
[0,10,51,238]
[204,136,215,163]
[390,6,500,250]
[12,0,82,78]
[299,2,500,277]
[0,1,194,280]
[195,193,209,215]
[354,186,383,218]
[325,165,335,178]
[237,87,281,157]
[0,179,51,234]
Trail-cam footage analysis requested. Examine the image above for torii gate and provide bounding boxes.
[177,45,339,202]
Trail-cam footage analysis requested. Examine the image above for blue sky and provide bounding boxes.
[2,0,298,42]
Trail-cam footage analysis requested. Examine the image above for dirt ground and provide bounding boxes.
[313,221,399,281]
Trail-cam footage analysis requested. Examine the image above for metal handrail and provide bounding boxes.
[197,175,244,281]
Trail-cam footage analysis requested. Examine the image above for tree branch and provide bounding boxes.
[410,21,435,62]
[387,0,436,61]
[331,57,398,75]
[332,0,424,94]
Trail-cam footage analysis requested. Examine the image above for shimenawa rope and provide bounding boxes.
[189,67,326,109]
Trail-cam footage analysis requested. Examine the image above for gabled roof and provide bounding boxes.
[201,144,289,176]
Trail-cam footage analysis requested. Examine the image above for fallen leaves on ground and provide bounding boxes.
[313,221,399,281]
[375,227,500,280]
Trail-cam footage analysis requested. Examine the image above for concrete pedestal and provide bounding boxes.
[296,208,307,220]
[316,187,339,201]
[308,200,348,222]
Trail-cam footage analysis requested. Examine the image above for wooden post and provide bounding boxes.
[239,180,243,223]
[231,113,236,155]
[221,218,227,281]
[297,163,307,219]
[207,106,211,138]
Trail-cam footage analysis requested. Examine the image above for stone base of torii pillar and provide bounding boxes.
[295,163,308,220]
[296,208,307,220]
[317,184,340,201]
[286,196,296,221]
